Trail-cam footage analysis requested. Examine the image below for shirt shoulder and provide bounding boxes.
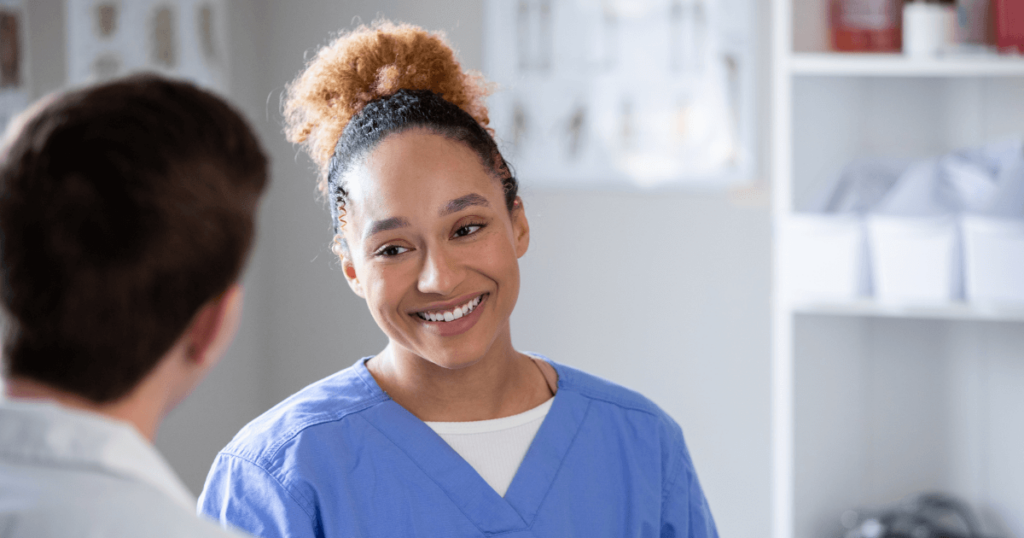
[539,355,670,420]
[218,358,386,468]
[0,462,247,538]
[536,354,693,464]
[535,355,701,500]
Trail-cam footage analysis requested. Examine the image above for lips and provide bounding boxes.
[414,294,485,322]
[410,293,489,338]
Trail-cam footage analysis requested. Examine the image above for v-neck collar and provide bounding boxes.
[353,356,590,534]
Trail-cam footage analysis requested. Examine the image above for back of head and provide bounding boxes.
[0,74,269,403]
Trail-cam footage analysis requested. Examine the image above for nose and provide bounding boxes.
[417,245,462,296]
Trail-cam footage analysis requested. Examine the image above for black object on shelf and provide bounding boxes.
[841,492,996,538]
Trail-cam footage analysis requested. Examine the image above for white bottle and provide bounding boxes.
[903,0,958,57]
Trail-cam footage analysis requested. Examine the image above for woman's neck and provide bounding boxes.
[367,338,553,422]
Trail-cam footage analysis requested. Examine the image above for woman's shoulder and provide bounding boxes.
[535,354,676,425]
[536,354,696,473]
[216,357,386,467]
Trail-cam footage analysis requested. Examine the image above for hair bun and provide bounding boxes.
[284,21,492,191]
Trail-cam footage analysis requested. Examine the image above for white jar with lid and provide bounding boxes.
[903,0,958,56]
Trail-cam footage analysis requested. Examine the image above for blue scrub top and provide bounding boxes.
[199,356,718,538]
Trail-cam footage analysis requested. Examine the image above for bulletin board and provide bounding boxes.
[66,0,228,93]
[0,0,29,133]
[483,0,757,188]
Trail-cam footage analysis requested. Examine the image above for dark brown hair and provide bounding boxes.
[0,74,269,403]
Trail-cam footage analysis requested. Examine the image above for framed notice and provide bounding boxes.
[0,0,29,133]
[66,0,228,92]
[484,0,757,188]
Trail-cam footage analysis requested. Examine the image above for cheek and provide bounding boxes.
[363,266,409,326]
[476,233,522,298]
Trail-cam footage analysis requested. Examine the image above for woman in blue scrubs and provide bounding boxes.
[199,22,718,538]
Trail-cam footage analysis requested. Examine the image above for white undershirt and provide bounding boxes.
[425,397,554,497]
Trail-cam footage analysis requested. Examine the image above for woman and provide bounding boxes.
[199,22,718,538]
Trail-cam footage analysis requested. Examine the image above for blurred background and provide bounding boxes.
[8,1,1024,537]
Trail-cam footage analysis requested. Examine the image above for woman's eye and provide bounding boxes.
[376,245,409,257]
[453,224,483,238]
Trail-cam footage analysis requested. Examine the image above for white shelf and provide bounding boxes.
[790,53,1024,77]
[791,299,1024,322]
[774,4,1024,537]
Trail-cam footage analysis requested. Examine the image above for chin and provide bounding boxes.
[419,348,488,371]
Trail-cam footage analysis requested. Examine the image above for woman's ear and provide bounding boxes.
[342,256,365,298]
[333,234,365,298]
[512,197,530,258]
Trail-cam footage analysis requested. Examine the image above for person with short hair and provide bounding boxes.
[0,74,268,538]
[199,22,718,538]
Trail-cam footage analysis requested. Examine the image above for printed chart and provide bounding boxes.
[484,0,757,188]
[0,0,29,133]
[66,0,228,93]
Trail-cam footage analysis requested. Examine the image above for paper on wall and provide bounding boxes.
[0,0,29,134]
[66,0,228,93]
[483,0,757,188]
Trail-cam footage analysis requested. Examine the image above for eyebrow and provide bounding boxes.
[363,216,411,240]
[440,193,490,217]
[362,194,490,241]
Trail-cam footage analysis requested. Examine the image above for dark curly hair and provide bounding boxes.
[283,22,517,247]
[326,88,516,233]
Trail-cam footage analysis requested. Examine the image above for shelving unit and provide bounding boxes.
[792,300,1024,323]
[789,53,1024,77]
[772,3,1024,538]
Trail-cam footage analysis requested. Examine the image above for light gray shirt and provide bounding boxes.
[0,398,246,538]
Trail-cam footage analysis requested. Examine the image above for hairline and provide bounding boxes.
[335,124,509,201]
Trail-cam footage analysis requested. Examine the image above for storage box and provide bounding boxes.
[994,0,1024,54]
[867,215,960,304]
[781,214,869,301]
[962,216,1024,304]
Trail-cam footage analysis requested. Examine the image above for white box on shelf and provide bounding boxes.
[781,214,869,301]
[962,216,1024,304]
[867,215,960,304]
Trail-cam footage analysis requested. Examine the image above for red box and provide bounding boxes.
[994,0,1024,53]
[830,0,902,52]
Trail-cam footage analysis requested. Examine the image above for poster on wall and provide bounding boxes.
[484,0,757,188]
[0,0,29,133]
[66,0,228,93]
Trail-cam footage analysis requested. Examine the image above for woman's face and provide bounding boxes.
[339,129,529,370]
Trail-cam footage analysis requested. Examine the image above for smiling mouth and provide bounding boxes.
[414,294,486,322]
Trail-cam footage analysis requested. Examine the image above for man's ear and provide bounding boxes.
[341,256,365,298]
[186,285,244,367]
[512,197,530,258]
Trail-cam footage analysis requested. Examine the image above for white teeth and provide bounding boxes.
[416,294,484,323]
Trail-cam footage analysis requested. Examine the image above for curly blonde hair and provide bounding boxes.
[284,21,493,195]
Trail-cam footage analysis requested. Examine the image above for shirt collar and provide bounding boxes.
[0,398,196,511]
